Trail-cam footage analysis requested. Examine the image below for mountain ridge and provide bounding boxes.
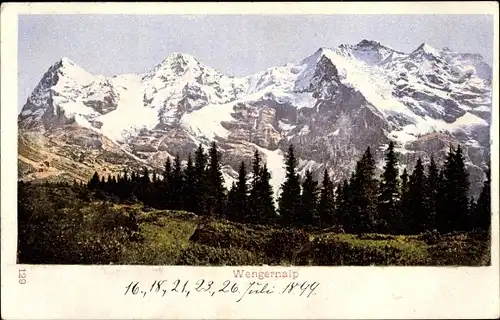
[18,40,492,198]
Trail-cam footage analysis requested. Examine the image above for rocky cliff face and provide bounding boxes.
[18,40,492,198]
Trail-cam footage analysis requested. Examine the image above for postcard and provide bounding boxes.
[1,2,499,319]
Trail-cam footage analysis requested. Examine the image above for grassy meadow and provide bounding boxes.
[17,182,490,266]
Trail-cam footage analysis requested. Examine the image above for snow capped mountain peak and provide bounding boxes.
[300,47,331,65]
[160,52,200,66]
[143,51,224,85]
[48,57,95,84]
[356,39,382,48]
[58,56,77,66]
[413,42,441,56]
[151,52,201,76]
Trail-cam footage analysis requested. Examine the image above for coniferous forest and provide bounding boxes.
[84,142,491,234]
[18,141,491,266]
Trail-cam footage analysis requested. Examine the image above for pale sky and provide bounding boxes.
[18,14,494,111]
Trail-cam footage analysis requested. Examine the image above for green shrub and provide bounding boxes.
[310,236,406,266]
[427,237,490,266]
[420,229,441,245]
[17,183,137,264]
[189,220,267,252]
[264,228,310,264]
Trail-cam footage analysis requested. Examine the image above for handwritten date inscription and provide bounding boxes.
[124,279,319,302]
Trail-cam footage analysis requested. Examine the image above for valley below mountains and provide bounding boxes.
[18,40,492,198]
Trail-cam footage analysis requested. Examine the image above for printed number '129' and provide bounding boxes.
[18,269,26,284]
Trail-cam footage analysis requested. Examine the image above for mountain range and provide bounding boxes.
[18,39,492,199]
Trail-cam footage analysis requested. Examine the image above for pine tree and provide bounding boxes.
[164,157,173,183]
[407,158,427,234]
[206,142,226,216]
[152,171,158,184]
[438,145,470,232]
[452,145,471,231]
[161,157,173,209]
[400,168,410,232]
[436,168,448,232]
[194,144,208,215]
[317,170,335,229]
[377,141,401,234]
[226,182,238,220]
[255,164,276,223]
[475,166,491,231]
[148,171,159,208]
[336,179,351,229]
[183,153,197,214]
[171,153,185,210]
[141,167,151,184]
[437,146,456,232]
[88,172,100,189]
[424,156,440,231]
[349,147,378,233]
[105,174,113,193]
[300,170,318,227]
[109,175,118,196]
[278,144,302,226]
[233,161,249,221]
[138,167,151,205]
[100,176,106,188]
[249,150,262,218]
[122,169,133,200]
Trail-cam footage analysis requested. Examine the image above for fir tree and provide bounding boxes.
[104,174,112,194]
[452,145,471,231]
[336,179,351,229]
[194,144,208,215]
[183,153,197,214]
[233,161,249,221]
[475,166,491,231]
[255,164,276,223]
[317,170,335,229]
[138,167,151,205]
[399,168,410,233]
[162,157,173,209]
[439,145,470,232]
[349,147,378,233]
[226,182,238,219]
[164,157,173,183]
[152,171,158,184]
[436,168,448,232]
[437,146,456,232]
[377,141,401,234]
[206,142,226,216]
[407,158,427,234]
[249,150,262,218]
[424,156,440,231]
[88,172,100,189]
[300,170,318,227]
[171,153,185,209]
[141,167,150,184]
[278,144,302,226]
